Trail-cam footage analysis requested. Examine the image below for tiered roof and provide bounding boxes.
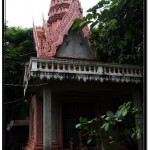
[33,0,90,58]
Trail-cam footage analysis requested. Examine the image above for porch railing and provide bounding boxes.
[29,57,142,76]
[23,57,143,94]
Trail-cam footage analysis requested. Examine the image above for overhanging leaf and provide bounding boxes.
[87,138,92,144]
[79,21,93,30]
[106,111,114,117]
[76,124,81,129]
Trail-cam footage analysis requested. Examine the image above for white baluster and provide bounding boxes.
[45,63,48,70]
[51,63,54,71]
[31,61,37,71]
[73,65,76,71]
[113,67,115,74]
[58,63,61,70]
[79,65,81,72]
[118,68,120,74]
[109,67,111,74]
[63,64,65,71]
[97,66,103,74]
[89,66,91,72]
[68,64,71,71]
[126,68,129,75]
[39,62,42,70]
[84,66,86,72]
[94,66,96,73]
[135,69,137,75]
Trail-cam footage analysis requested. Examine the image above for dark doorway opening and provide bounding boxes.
[62,102,96,149]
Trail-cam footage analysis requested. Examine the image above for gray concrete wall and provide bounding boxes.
[56,29,95,59]
[43,87,52,150]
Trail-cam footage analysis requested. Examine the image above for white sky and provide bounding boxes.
[5,0,100,28]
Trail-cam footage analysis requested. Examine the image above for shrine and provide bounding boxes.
[23,0,143,150]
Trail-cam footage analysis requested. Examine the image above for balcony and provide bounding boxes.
[24,57,143,94]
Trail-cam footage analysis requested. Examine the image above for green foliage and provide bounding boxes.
[73,0,143,65]
[76,101,142,150]
[4,26,35,123]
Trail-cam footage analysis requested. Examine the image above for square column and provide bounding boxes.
[43,87,52,150]
[34,96,43,149]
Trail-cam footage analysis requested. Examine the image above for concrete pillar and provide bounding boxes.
[43,87,52,150]
[51,97,57,141]
[133,89,143,150]
[29,102,32,139]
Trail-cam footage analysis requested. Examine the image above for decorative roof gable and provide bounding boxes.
[33,0,90,58]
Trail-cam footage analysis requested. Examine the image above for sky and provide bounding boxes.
[5,0,100,28]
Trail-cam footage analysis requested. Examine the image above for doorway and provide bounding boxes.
[62,102,96,149]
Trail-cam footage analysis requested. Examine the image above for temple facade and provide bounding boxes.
[23,0,143,150]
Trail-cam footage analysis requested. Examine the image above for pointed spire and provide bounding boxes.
[47,0,72,24]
